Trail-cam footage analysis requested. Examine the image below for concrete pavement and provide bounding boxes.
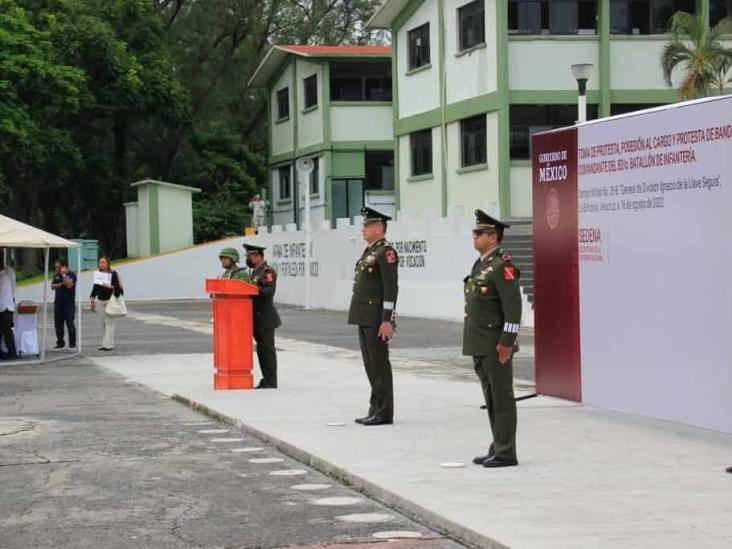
[0,359,466,549]
[92,333,732,549]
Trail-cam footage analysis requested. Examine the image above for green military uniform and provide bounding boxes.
[463,210,522,466]
[245,244,281,389]
[348,207,399,425]
[219,248,250,281]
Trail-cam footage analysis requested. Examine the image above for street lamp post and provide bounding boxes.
[571,63,593,124]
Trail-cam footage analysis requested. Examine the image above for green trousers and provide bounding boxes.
[474,355,517,460]
[358,326,394,420]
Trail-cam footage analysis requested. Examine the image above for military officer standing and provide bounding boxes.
[463,210,522,468]
[219,248,250,281]
[348,207,399,426]
[244,243,281,389]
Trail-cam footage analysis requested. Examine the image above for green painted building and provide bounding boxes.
[368,0,732,220]
[249,45,397,227]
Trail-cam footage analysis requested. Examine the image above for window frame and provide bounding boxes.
[610,0,696,35]
[309,157,319,196]
[303,74,318,110]
[329,61,393,102]
[458,0,486,51]
[410,129,433,177]
[278,166,292,200]
[408,23,431,70]
[276,87,290,120]
[508,0,598,35]
[364,151,395,191]
[460,115,487,168]
[509,104,599,160]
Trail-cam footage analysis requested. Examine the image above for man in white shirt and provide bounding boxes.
[0,254,18,359]
[248,194,267,231]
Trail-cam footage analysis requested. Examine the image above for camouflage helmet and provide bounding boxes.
[219,247,240,262]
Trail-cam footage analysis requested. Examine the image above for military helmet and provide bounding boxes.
[219,247,240,262]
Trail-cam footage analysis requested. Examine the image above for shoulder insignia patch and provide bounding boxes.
[504,266,516,281]
[265,272,274,283]
[385,249,397,264]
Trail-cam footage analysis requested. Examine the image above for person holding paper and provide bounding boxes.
[51,259,77,350]
[90,256,123,351]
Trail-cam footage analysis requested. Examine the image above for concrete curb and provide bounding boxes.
[171,393,510,549]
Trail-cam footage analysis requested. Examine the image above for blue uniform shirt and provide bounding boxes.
[52,271,77,304]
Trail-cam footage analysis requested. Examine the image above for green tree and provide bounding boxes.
[661,11,732,99]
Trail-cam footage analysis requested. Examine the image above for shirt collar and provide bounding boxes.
[480,246,501,263]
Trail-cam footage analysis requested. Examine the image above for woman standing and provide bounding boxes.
[90,256,123,351]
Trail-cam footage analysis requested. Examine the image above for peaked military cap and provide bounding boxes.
[473,209,511,233]
[243,243,266,254]
[361,207,391,225]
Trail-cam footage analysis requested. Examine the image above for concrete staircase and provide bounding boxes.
[502,223,534,304]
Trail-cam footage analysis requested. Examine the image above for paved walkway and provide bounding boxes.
[92,335,732,549]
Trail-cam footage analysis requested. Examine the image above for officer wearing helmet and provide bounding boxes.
[219,248,250,281]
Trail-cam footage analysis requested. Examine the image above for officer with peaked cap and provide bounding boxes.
[219,248,250,281]
[244,243,281,388]
[348,207,399,426]
[464,209,522,468]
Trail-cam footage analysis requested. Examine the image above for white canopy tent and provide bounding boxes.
[0,214,82,363]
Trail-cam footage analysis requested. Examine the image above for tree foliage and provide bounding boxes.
[661,12,732,99]
[0,0,383,271]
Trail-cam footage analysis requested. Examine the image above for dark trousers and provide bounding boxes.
[54,301,76,347]
[0,310,17,357]
[357,326,394,420]
[474,355,517,460]
[254,325,278,388]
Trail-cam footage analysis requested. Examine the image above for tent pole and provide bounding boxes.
[41,247,49,361]
[76,246,82,355]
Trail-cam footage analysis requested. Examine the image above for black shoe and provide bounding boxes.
[69,345,76,350]
[361,416,393,426]
[482,456,518,468]
[472,451,495,465]
[100,347,113,352]
[354,415,373,424]
[54,343,65,349]
[726,466,732,474]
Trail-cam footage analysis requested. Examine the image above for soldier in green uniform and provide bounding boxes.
[348,207,399,426]
[463,210,522,468]
[219,248,250,281]
[244,243,281,389]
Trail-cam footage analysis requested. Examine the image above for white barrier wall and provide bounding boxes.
[18,210,533,325]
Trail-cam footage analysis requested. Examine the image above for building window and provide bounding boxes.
[711,0,732,26]
[458,0,485,51]
[278,166,291,199]
[508,1,597,35]
[309,157,319,195]
[408,23,431,70]
[276,88,289,119]
[610,0,695,34]
[365,151,395,191]
[610,103,663,116]
[410,129,433,176]
[330,61,392,102]
[304,75,318,110]
[460,115,487,167]
[509,104,599,159]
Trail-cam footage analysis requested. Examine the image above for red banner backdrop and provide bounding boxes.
[532,128,582,401]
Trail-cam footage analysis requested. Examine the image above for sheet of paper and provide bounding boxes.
[93,271,112,286]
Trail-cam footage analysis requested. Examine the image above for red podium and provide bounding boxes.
[205,279,259,389]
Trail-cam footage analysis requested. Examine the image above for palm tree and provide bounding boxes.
[661,12,732,99]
